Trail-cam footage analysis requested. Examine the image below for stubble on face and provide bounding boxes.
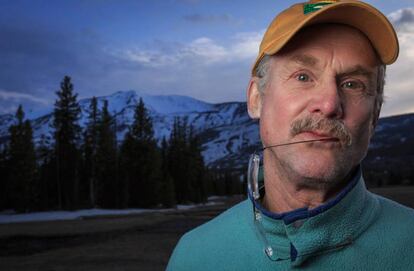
[266,140,355,191]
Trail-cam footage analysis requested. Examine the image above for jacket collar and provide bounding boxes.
[248,167,380,266]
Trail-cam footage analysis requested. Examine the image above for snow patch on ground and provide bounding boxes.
[0,199,224,224]
[0,209,154,224]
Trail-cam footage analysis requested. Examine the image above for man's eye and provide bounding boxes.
[296,73,310,82]
[341,80,365,90]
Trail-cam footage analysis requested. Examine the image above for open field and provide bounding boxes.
[1,188,414,271]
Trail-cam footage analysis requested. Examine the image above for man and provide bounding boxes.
[167,1,414,270]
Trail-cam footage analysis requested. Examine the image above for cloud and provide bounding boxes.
[183,14,233,23]
[381,8,414,116]
[0,89,50,115]
[122,37,229,66]
[230,31,263,60]
[0,90,49,105]
[388,8,414,31]
[185,37,229,62]
[103,31,263,103]
[119,31,262,68]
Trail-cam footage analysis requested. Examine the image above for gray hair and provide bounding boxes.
[255,55,272,94]
[254,55,386,121]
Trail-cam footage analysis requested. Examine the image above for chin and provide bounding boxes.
[283,151,354,186]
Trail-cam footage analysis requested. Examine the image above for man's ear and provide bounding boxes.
[247,77,262,119]
[370,103,382,138]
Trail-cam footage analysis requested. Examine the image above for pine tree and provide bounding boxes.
[120,98,160,207]
[82,96,100,207]
[36,134,55,210]
[132,98,155,141]
[0,145,8,211]
[119,132,134,208]
[168,117,207,204]
[159,137,176,207]
[7,105,38,212]
[167,117,188,203]
[95,100,118,208]
[188,126,207,203]
[52,76,81,210]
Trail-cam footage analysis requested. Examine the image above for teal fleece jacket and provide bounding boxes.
[167,171,414,270]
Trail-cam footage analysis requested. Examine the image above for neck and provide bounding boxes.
[261,154,355,213]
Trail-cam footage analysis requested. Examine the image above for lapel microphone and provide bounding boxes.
[262,138,336,151]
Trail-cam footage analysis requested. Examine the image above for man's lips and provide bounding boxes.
[263,133,342,150]
[298,131,339,142]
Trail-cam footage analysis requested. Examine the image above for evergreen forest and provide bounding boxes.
[0,76,244,213]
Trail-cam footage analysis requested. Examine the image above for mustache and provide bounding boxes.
[290,117,352,146]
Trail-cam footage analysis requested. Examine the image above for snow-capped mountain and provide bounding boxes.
[0,90,260,168]
[0,90,413,171]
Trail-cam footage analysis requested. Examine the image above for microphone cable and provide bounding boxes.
[262,137,336,151]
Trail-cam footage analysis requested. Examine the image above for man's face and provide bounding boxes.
[248,24,381,187]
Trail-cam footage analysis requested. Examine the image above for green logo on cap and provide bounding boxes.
[304,1,334,14]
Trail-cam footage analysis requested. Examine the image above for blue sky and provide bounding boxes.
[1,0,414,117]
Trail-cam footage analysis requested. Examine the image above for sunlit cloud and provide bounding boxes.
[388,8,414,31]
[119,31,262,67]
[382,8,414,116]
[230,31,263,60]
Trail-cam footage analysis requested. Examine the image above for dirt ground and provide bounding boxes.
[1,188,413,271]
[0,196,244,271]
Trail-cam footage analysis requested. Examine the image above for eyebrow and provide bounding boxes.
[289,54,319,67]
[337,65,375,79]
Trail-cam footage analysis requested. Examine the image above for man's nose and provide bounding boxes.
[307,79,344,119]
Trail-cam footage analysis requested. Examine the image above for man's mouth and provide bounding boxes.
[299,131,340,142]
[290,117,352,146]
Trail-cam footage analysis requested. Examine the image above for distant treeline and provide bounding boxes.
[0,76,244,213]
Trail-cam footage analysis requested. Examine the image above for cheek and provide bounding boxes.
[345,104,375,143]
[259,90,305,142]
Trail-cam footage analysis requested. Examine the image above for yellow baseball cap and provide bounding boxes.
[252,0,399,76]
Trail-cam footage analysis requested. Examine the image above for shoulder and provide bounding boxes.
[360,192,414,264]
[368,191,414,242]
[174,199,252,248]
[372,192,414,221]
[167,199,256,270]
[187,199,251,237]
